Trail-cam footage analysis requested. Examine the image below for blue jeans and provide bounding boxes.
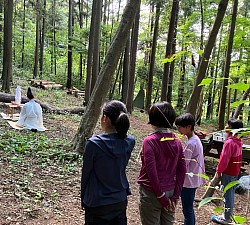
[181,187,197,225]
[221,174,238,221]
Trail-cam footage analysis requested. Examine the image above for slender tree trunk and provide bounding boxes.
[186,0,229,116]
[90,0,102,92]
[33,0,40,79]
[72,0,140,153]
[66,0,73,89]
[233,88,250,119]
[121,38,130,103]
[2,0,13,92]
[145,1,161,111]
[21,0,26,72]
[126,2,141,113]
[39,0,46,79]
[85,0,98,103]
[218,0,238,130]
[167,2,179,103]
[161,0,179,101]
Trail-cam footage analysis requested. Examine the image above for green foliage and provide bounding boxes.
[198,197,223,209]
[0,131,78,163]
[223,181,239,194]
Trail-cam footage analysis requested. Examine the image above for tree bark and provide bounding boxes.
[232,88,250,119]
[161,0,179,101]
[2,0,13,92]
[33,0,40,79]
[66,0,73,89]
[72,0,140,154]
[145,1,161,112]
[186,0,229,116]
[218,0,238,130]
[126,2,141,113]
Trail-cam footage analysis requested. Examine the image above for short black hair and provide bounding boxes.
[148,102,176,128]
[175,113,195,131]
[227,118,243,130]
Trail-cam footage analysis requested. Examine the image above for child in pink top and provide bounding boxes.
[212,119,243,225]
[138,102,186,225]
[175,113,205,225]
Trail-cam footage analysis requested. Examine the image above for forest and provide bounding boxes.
[0,0,250,224]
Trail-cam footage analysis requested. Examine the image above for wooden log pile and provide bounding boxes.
[67,87,85,98]
[29,79,63,89]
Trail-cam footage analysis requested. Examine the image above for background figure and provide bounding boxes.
[81,100,135,225]
[16,87,46,131]
[15,86,22,104]
[209,119,243,225]
[137,101,186,225]
[175,113,205,225]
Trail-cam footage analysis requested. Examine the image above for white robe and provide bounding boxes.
[16,100,46,131]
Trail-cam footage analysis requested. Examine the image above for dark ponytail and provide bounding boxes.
[115,113,130,138]
[103,100,130,138]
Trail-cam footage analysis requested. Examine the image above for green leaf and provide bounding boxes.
[232,215,247,224]
[198,197,223,209]
[213,206,224,213]
[227,83,250,91]
[197,49,203,55]
[195,173,210,181]
[198,78,213,86]
[224,181,239,193]
[231,100,250,107]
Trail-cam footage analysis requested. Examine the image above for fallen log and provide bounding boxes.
[0,92,85,115]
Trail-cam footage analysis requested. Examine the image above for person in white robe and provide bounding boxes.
[16,87,46,131]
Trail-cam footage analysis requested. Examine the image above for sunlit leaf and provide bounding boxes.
[231,100,250,107]
[227,83,250,91]
[232,215,247,224]
[197,49,203,55]
[224,181,239,193]
[198,197,223,209]
[213,206,224,213]
[198,78,213,86]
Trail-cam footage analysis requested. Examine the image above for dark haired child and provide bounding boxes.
[211,119,243,225]
[175,113,205,225]
[81,100,135,225]
[138,102,186,225]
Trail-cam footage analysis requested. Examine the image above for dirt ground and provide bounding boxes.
[0,98,249,225]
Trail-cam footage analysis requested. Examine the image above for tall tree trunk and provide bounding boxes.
[167,2,179,103]
[39,0,46,79]
[186,0,229,116]
[21,0,26,72]
[161,0,179,101]
[72,0,140,154]
[218,0,238,130]
[145,1,161,112]
[2,0,13,92]
[66,0,73,89]
[84,0,98,103]
[33,0,40,79]
[90,0,102,92]
[121,38,130,103]
[126,2,141,113]
[233,88,250,119]
[78,0,84,85]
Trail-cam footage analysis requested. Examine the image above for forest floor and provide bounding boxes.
[0,83,249,225]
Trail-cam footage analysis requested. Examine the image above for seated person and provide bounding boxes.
[16,87,46,131]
